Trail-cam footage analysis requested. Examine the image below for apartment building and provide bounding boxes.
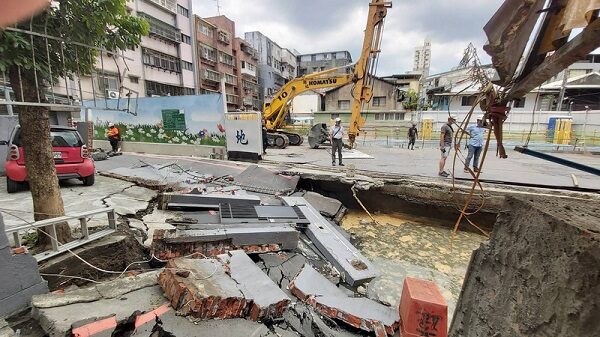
[244,31,298,108]
[235,38,260,110]
[77,0,197,101]
[297,51,353,76]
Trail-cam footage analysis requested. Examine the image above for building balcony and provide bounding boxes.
[138,13,180,44]
[202,69,221,83]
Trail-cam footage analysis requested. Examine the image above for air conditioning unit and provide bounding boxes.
[106,90,119,99]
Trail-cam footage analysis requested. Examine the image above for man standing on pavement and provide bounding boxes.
[407,122,418,150]
[464,115,486,173]
[106,123,121,153]
[438,115,456,177]
[331,117,344,166]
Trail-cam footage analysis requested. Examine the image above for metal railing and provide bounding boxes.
[5,208,117,262]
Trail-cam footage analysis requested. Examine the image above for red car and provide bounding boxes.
[3,125,95,193]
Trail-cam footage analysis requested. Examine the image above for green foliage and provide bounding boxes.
[94,122,227,146]
[0,0,148,85]
[402,89,419,110]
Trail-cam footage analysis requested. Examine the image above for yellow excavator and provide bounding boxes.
[262,0,391,149]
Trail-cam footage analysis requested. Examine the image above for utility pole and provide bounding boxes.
[583,105,590,154]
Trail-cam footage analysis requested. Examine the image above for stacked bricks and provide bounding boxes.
[399,277,448,337]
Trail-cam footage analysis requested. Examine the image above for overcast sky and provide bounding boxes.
[191,0,504,75]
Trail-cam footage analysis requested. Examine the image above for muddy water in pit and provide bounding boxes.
[341,210,488,320]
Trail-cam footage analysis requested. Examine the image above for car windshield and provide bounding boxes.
[12,128,83,147]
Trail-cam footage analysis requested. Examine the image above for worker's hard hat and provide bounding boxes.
[108,122,114,127]
[476,114,485,120]
[335,118,341,122]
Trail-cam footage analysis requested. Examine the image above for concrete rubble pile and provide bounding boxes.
[18,163,439,337]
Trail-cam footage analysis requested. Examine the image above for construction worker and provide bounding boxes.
[330,117,344,166]
[464,115,486,173]
[438,115,457,177]
[106,123,120,153]
[261,118,268,155]
[407,122,418,150]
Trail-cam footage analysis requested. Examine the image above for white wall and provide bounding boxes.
[292,93,320,116]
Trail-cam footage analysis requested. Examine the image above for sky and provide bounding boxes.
[191,0,505,76]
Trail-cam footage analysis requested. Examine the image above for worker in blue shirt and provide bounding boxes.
[464,115,486,173]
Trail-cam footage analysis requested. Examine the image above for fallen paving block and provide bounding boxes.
[151,224,299,259]
[282,197,378,286]
[159,257,249,320]
[290,264,399,337]
[234,165,299,195]
[218,250,291,321]
[258,252,307,297]
[303,191,343,218]
[160,192,261,210]
[399,277,448,337]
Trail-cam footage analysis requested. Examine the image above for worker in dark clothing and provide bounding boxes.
[262,118,269,155]
[407,122,418,150]
[106,123,120,153]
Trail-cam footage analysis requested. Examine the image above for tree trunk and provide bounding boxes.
[8,65,71,247]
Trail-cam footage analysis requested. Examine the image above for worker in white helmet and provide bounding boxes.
[330,117,345,166]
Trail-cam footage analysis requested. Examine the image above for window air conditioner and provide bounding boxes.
[106,90,119,99]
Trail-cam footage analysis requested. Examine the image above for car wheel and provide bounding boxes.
[82,174,95,186]
[6,177,21,193]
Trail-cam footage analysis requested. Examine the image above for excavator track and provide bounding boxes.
[279,131,304,146]
[267,132,290,149]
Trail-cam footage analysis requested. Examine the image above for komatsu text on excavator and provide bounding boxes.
[262,0,392,149]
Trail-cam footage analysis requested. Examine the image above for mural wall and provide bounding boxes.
[84,94,226,146]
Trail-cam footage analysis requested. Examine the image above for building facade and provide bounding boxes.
[234,38,260,110]
[297,51,352,76]
[77,0,197,102]
[244,31,298,108]
[314,77,409,125]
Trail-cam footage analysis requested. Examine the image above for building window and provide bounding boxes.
[181,34,191,44]
[146,80,191,96]
[217,30,230,44]
[461,95,477,106]
[177,4,189,17]
[199,43,217,62]
[219,51,235,67]
[146,0,176,12]
[372,96,386,107]
[142,48,181,73]
[128,75,139,84]
[199,24,214,38]
[138,12,180,43]
[182,61,193,71]
[97,74,119,94]
[338,100,350,110]
[225,73,237,85]
[374,113,403,121]
[513,97,526,108]
[202,69,221,82]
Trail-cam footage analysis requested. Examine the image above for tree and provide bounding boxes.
[0,0,147,246]
[402,88,419,111]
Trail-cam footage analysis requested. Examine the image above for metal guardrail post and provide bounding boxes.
[80,217,89,239]
[13,232,21,248]
[48,224,59,252]
[107,210,117,230]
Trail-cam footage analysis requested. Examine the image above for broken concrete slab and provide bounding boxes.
[152,224,299,260]
[0,214,49,318]
[160,192,261,210]
[32,272,166,337]
[234,165,299,195]
[290,264,400,337]
[0,319,15,337]
[141,207,177,248]
[283,302,363,337]
[103,162,213,190]
[159,257,249,320]
[283,197,378,286]
[258,252,307,298]
[303,191,343,218]
[218,250,291,321]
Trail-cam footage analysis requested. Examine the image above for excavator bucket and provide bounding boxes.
[308,123,329,149]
